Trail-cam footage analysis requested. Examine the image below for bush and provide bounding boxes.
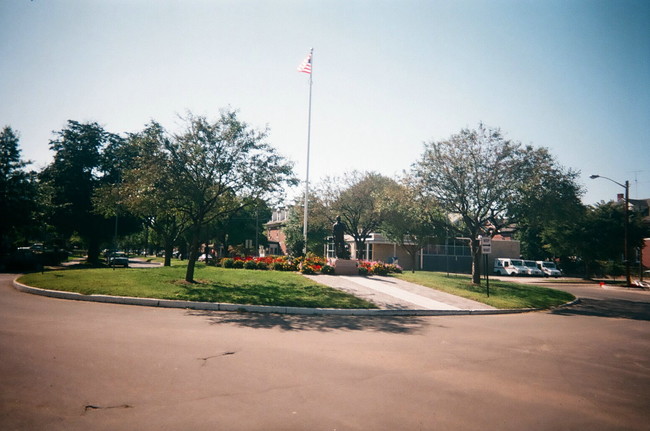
[283,261,298,271]
[243,260,258,270]
[357,260,402,276]
[221,258,234,268]
[233,260,244,269]
[271,261,285,271]
[300,264,317,275]
[257,261,268,270]
[321,264,335,275]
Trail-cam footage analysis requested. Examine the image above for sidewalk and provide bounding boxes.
[303,274,496,311]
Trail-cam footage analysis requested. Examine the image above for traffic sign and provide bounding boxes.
[481,236,492,254]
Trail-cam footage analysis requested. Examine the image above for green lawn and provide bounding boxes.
[18,264,377,309]
[395,271,575,309]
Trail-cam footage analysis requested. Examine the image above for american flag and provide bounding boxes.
[297,50,312,74]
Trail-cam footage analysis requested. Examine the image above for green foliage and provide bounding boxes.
[321,171,397,259]
[321,265,335,275]
[161,110,297,282]
[413,124,583,284]
[379,178,447,271]
[243,259,258,270]
[0,126,38,253]
[221,258,234,268]
[39,121,127,262]
[283,195,330,257]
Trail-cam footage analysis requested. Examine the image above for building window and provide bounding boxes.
[363,243,373,260]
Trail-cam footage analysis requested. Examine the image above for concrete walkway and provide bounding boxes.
[303,274,496,311]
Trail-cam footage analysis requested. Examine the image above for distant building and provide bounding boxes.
[264,208,289,255]
[341,233,520,273]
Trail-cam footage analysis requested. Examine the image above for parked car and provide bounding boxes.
[108,252,129,267]
[536,261,562,277]
[523,260,544,276]
[494,258,528,276]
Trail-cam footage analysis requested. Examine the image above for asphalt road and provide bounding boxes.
[1,273,649,430]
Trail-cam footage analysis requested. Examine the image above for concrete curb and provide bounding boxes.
[12,278,569,317]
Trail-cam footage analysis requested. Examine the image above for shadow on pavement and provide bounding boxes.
[551,298,650,321]
[187,310,434,334]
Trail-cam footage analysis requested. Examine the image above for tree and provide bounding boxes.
[322,172,395,260]
[162,110,296,282]
[39,121,122,263]
[0,126,37,254]
[413,123,581,284]
[101,122,190,266]
[283,194,331,257]
[565,201,650,278]
[509,146,584,260]
[208,199,272,257]
[379,178,447,272]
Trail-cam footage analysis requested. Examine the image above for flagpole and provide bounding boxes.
[302,48,313,255]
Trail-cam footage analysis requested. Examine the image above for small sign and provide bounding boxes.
[481,237,492,254]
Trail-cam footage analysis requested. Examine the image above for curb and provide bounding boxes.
[12,278,562,317]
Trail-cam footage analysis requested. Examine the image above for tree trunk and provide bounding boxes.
[355,238,365,260]
[411,251,417,273]
[87,236,101,264]
[185,230,200,283]
[471,238,481,285]
[163,237,174,267]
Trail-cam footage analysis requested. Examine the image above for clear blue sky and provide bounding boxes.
[1,0,648,205]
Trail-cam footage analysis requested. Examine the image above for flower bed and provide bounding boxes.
[358,260,402,276]
[217,255,400,276]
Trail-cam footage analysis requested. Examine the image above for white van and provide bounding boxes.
[536,261,562,277]
[493,258,528,276]
[523,260,544,276]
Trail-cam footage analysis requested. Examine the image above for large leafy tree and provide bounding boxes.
[379,178,447,272]
[283,194,331,257]
[321,172,396,260]
[561,201,650,278]
[39,121,123,263]
[161,110,296,282]
[413,123,581,284]
[208,199,273,257]
[510,146,584,260]
[100,122,190,266]
[0,126,37,254]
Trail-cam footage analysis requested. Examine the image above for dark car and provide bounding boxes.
[108,252,129,267]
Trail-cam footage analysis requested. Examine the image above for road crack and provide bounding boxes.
[198,351,237,366]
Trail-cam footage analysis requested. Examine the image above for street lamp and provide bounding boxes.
[590,174,631,287]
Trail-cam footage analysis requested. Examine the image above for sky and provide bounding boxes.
[1,0,649,205]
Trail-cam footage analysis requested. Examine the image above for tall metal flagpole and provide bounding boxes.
[299,48,313,255]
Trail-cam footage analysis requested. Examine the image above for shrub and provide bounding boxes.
[243,260,258,270]
[257,261,268,270]
[221,258,234,268]
[371,262,390,276]
[358,266,368,276]
[271,261,285,271]
[283,261,298,271]
[300,264,317,275]
[321,264,335,275]
[233,260,244,269]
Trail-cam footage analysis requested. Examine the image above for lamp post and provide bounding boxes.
[590,174,631,287]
